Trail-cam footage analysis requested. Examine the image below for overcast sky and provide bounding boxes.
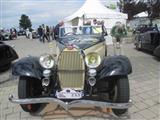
[1,0,118,29]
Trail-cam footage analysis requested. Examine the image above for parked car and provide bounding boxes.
[134,25,160,57]
[0,41,18,72]
[9,25,132,116]
[0,30,12,41]
[25,29,39,39]
[32,30,39,39]
[18,29,26,36]
[0,29,17,41]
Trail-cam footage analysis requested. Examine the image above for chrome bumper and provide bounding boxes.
[9,94,132,110]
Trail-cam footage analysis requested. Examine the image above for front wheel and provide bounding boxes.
[18,76,45,113]
[109,76,130,116]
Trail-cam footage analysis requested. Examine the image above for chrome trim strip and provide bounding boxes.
[58,70,85,73]
[9,94,132,110]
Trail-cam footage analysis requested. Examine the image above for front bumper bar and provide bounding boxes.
[9,94,132,110]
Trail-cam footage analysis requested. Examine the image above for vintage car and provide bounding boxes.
[9,25,132,116]
[32,30,39,39]
[0,29,17,41]
[134,25,160,57]
[26,29,39,39]
[0,30,12,41]
[18,29,26,36]
[0,41,18,72]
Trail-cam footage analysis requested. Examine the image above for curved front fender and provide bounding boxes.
[154,45,160,58]
[97,55,132,80]
[12,56,43,79]
[0,44,18,66]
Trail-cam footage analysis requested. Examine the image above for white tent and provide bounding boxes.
[64,0,128,30]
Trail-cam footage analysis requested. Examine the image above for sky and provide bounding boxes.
[0,0,118,29]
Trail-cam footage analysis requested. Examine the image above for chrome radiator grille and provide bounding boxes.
[58,48,85,90]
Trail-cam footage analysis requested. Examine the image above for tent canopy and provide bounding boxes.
[64,0,127,22]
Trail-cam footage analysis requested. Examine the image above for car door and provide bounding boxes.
[141,31,153,51]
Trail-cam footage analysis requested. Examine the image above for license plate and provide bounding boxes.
[56,88,83,99]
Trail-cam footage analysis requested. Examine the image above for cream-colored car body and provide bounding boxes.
[84,41,106,60]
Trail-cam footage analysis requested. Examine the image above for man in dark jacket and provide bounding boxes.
[54,21,64,40]
[37,25,43,42]
[101,20,107,36]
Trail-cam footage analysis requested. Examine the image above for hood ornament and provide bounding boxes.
[67,44,74,50]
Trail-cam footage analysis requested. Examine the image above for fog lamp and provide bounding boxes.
[88,77,96,86]
[42,78,50,87]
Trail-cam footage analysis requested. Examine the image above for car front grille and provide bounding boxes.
[58,48,85,90]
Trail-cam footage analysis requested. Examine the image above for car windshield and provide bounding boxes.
[59,26,103,38]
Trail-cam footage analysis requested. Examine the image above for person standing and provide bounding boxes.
[37,25,43,42]
[42,24,49,43]
[13,28,17,39]
[29,27,33,40]
[83,20,92,34]
[101,20,107,36]
[111,22,127,55]
[54,21,64,40]
[92,19,97,26]
[46,26,50,42]
[50,26,55,40]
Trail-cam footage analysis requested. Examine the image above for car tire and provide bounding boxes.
[18,76,45,113]
[109,76,130,116]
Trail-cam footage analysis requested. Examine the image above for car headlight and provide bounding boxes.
[85,52,101,68]
[39,54,55,69]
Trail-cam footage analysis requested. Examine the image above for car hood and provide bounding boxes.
[59,36,104,50]
[2,32,10,36]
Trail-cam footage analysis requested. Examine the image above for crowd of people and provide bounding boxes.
[36,21,64,43]
[82,19,107,35]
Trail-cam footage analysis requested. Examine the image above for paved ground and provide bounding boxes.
[0,37,160,120]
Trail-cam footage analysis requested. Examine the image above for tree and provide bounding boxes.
[19,14,32,30]
[105,4,117,10]
[118,0,160,20]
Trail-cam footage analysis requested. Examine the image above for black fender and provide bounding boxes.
[0,43,18,67]
[97,55,132,80]
[12,56,43,79]
[154,45,160,58]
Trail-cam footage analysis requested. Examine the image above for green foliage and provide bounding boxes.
[105,4,117,10]
[109,4,116,10]
[19,14,32,30]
